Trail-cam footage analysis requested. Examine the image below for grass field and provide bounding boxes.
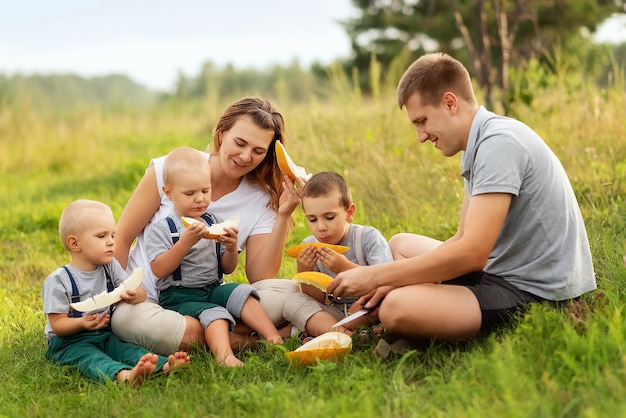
[1,79,625,417]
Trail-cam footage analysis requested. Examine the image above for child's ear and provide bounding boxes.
[163,185,173,201]
[66,235,80,252]
[346,203,356,223]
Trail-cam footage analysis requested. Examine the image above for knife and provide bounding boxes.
[332,302,380,328]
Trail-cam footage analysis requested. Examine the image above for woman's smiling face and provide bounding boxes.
[219,115,275,179]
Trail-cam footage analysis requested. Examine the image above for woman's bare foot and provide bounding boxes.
[161,351,190,373]
[217,353,244,367]
[117,353,158,386]
[230,332,259,352]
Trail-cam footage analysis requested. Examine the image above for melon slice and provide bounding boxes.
[70,267,144,313]
[275,141,311,182]
[292,271,334,292]
[286,242,350,258]
[181,215,240,239]
[286,332,352,365]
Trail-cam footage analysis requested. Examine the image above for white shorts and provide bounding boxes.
[111,278,300,355]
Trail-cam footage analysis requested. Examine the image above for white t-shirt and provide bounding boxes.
[127,153,276,301]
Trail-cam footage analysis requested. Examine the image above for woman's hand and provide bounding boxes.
[277,175,305,217]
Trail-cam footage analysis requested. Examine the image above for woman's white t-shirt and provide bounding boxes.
[127,152,276,301]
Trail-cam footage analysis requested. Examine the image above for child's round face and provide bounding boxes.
[166,167,212,218]
[302,193,352,245]
[75,209,116,266]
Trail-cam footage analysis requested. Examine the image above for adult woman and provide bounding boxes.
[111,97,303,355]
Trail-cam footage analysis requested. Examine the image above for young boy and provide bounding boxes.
[42,199,189,386]
[283,171,393,338]
[144,147,283,367]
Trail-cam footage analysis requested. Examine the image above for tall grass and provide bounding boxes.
[1,69,625,417]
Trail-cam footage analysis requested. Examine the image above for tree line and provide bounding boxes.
[2,1,625,112]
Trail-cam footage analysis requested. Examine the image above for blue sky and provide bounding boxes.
[2,1,624,91]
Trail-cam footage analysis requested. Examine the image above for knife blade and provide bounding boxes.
[332,307,373,328]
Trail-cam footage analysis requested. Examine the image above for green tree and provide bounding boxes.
[342,0,623,107]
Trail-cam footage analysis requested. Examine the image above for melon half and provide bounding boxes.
[291,271,334,292]
[286,332,352,365]
[286,242,350,258]
[181,215,240,239]
[70,267,144,313]
[275,141,311,182]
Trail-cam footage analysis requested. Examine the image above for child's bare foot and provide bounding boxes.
[117,353,158,386]
[217,353,244,367]
[265,334,284,345]
[161,351,190,373]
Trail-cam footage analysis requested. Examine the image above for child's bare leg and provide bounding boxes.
[116,353,158,386]
[206,319,243,367]
[306,311,353,337]
[161,351,190,373]
[239,297,284,344]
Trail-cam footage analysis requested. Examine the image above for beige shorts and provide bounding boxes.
[111,279,300,355]
[111,300,186,356]
[252,278,301,327]
[283,291,345,331]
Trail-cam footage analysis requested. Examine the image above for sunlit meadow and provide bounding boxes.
[1,69,625,417]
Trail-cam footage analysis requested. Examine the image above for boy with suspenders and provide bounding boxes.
[143,147,283,367]
[42,199,189,385]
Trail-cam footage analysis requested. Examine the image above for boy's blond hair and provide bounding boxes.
[59,199,112,251]
[163,147,209,188]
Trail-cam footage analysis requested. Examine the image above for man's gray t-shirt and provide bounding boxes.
[144,213,224,291]
[42,260,127,340]
[461,106,595,301]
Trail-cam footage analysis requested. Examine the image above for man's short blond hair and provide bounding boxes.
[59,199,112,251]
[396,52,477,108]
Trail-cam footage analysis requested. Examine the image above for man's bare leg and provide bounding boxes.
[379,284,481,341]
[388,233,442,260]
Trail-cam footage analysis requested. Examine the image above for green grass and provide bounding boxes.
[1,82,625,417]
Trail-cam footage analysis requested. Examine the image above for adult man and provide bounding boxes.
[327,52,596,355]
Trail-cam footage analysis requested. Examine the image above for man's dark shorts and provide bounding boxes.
[446,272,545,334]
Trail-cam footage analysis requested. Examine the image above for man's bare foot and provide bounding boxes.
[217,353,244,367]
[161,351,190,373]
[117,353,158,386]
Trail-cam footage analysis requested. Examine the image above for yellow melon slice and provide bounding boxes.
[181,215,240,239]
[275,141,311,182]
[292,271,334,292]
[70,267,144,313]
[286,242,350,258]
[286,332,352,365]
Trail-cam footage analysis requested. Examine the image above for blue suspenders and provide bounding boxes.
[165,214,223,283]
[62,265,114,318]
